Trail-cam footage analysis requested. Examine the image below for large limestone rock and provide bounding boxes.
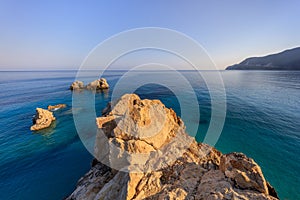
[30,108,56,131]
[66,94,278,200]
[86,78,109,90]
[70,81,84,90]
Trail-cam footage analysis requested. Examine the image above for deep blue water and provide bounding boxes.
[0,70,299,199]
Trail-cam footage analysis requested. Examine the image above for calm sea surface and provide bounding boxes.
[0,70,299,199]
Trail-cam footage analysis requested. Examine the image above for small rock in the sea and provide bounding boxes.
[86,78,109,90]
[70,78,109,91]
[70,81,84,90]
[47,104,66,111]
[30,108,56,131]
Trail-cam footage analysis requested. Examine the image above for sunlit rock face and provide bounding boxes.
[47,104,66,111]
[66,94,278,200]
[70,78,109,91]
[86,78,109,90]
[30,108,56,131]
[70,81,84,90]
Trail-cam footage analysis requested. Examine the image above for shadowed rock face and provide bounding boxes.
[66,94,278,200]
[30,108,56,131]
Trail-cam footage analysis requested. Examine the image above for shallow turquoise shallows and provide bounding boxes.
[0,70,299,200]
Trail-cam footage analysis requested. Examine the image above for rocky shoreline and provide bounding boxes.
[66,94,278,200]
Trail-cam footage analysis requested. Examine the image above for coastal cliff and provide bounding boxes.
[226,47,300,70]
[67,94,278,200]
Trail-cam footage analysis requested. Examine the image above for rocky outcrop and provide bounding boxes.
[30,108,56,131]
[86,78,109,90]
[47,104,66,111]
[70,81,84,90]
[66,94,278,200]
[70,78,109,90]
[99,78,109,89]
[220,153,268,194]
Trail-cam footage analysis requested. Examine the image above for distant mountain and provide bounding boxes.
[226,47,300,70]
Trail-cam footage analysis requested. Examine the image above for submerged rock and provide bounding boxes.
[70,81,84,90]
[47,104,66,111]
[30,108,56,131]
[66,94,278,200]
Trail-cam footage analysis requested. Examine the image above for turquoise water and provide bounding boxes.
[0,70,299,199]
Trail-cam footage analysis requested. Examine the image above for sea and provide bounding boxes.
[0,70,299,200]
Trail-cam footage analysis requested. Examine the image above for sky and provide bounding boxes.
[0,0,300,70]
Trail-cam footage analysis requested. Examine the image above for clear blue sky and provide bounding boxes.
[0,0,299,70]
